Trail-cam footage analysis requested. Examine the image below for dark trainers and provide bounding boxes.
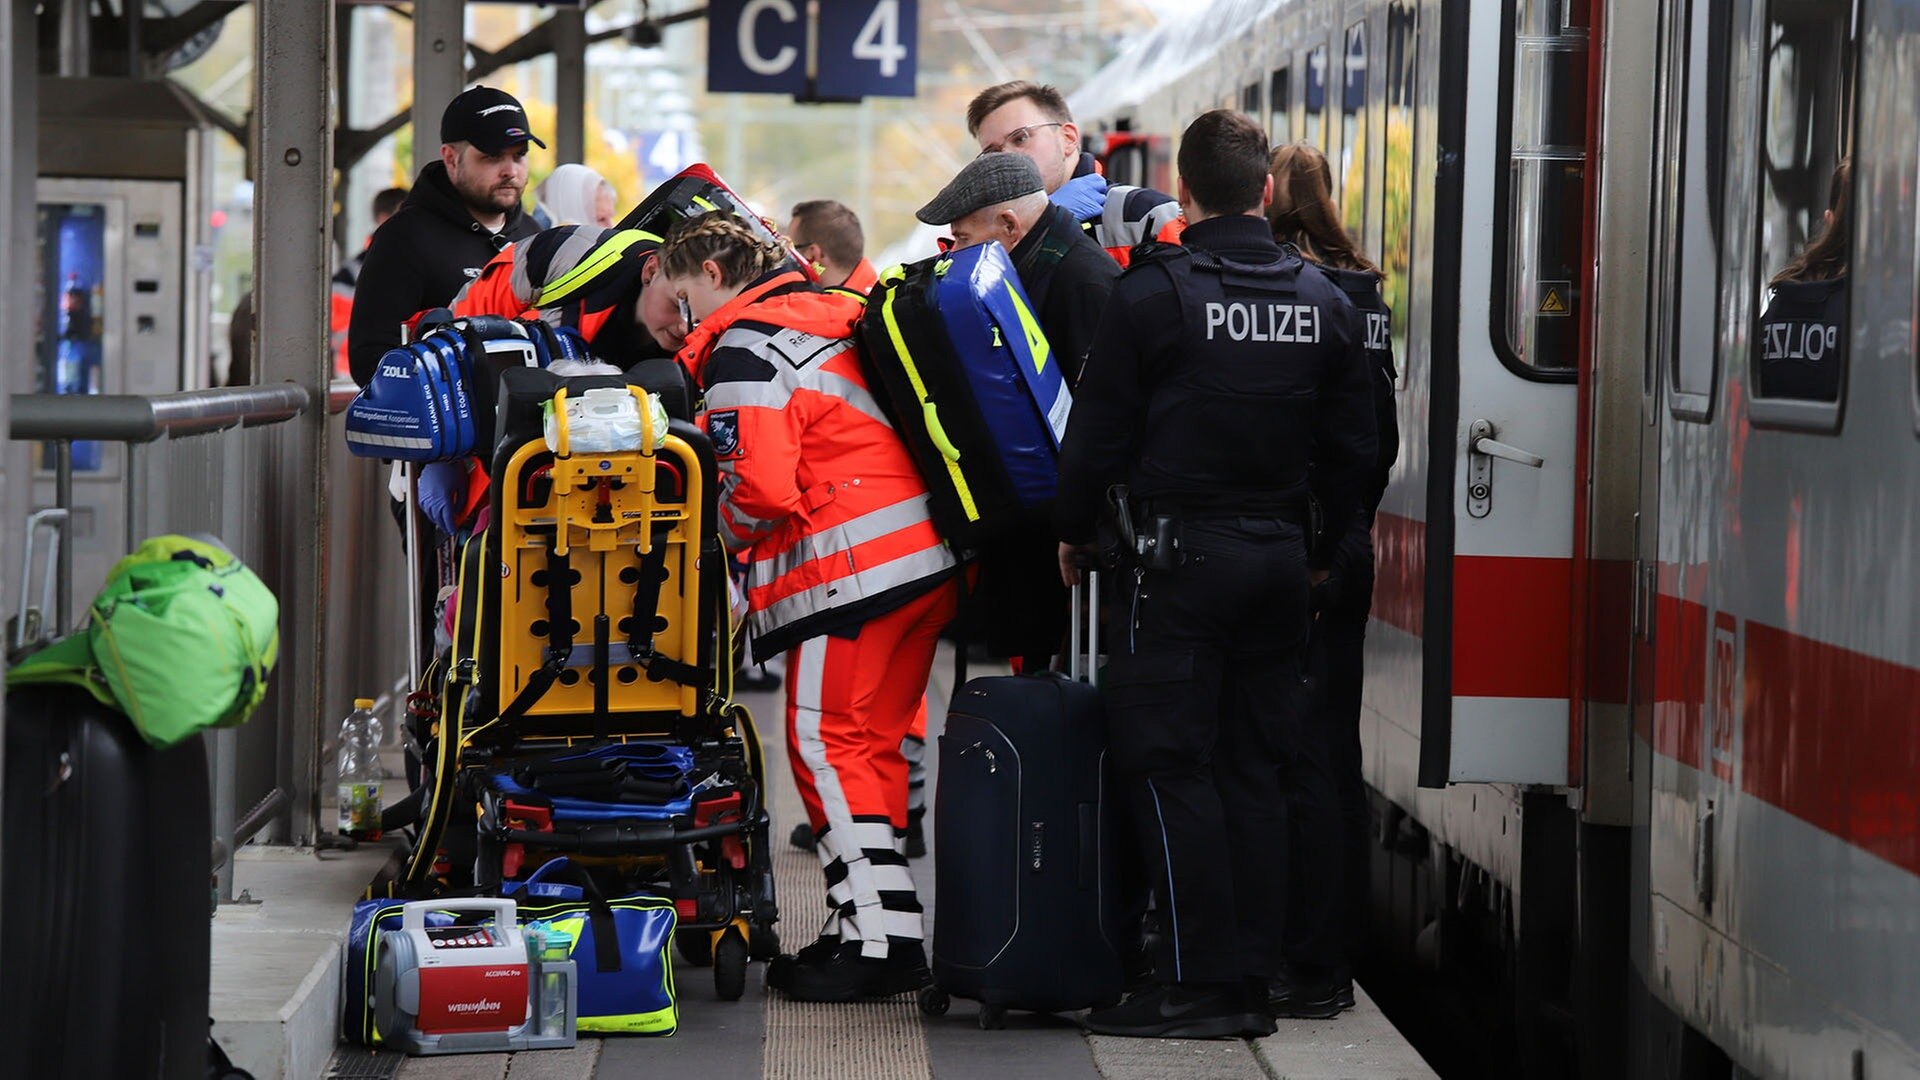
[1083,984,1267,1040]
[789,822,817,852]
[780,942,930,1002]
[1267,971,1344,1019]
[903,810,927,859]
[1333,976,1356,1012]
[766,935,839,990]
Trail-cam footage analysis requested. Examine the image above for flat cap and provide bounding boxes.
[916,153,1046,226]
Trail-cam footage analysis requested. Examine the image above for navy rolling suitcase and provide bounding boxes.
[921,575,1123,1026]
[0,685,213,1080]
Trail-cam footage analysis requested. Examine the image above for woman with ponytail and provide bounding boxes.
[659,211,959,1002]
[1264,142,1399,1015]
[1755,157,1849,402]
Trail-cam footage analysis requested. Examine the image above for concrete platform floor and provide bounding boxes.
[289,647,1438,1080]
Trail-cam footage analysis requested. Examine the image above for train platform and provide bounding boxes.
[206,649,1435,1080]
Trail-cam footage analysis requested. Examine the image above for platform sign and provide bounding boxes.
[816,0,918,100]
[708,0,809,95]
[708,0,918,101]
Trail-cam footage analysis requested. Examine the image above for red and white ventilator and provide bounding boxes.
[372,899,577,1055]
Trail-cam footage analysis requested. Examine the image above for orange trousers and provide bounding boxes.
[785,578,957,956]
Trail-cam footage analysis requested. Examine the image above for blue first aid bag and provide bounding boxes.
[345,317,590,462]
[858,241,1071,553]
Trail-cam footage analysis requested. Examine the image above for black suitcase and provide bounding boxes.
[922,576,1124,1025]
[1,685,212,1080]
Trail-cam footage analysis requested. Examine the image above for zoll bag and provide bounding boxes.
[345,318,590,462]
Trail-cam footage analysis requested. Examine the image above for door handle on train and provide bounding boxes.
[1466,419,1544,518]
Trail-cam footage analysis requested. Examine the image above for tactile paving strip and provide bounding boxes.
[324,1047,404,1079]
[760,700,933,1080]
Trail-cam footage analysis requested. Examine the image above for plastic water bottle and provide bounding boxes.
[337,698,383,839]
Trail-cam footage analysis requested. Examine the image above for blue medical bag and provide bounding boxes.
[345,317,589,462]
[859,241,1072,552]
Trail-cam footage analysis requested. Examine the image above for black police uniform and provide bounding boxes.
[1054,214,1376,990]
[1755,276,1847,402]
[1283,265,1399,991]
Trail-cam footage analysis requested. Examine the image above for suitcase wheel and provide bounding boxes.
[917,986,950,1017]
[976,1003,1006,1030]
[713,926,749,1002]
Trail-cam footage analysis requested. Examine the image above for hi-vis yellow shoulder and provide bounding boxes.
[1003,283,1051,375]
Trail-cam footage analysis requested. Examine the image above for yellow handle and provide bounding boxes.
[552,386,571,458]
[922,402,962,463]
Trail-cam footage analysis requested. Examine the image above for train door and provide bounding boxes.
[1419,0,1592,785]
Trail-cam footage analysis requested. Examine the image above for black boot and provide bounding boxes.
[903,808,927,859]
[1083,983,1271,1040]
[789,822,817,852]
[779,941,930,1002]
[1266,967,1344,1020]
[765,934,839,990]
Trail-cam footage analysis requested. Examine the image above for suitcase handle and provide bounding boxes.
[1067,569,1099,687]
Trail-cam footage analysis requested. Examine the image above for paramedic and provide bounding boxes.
[967,80,1183,267]
[788,199,879,296]
[660,211,960,1003]
[1054,109,1376,1039]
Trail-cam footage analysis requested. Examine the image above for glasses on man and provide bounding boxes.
[979,122,1064,156]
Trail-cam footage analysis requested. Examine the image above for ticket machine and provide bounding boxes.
[35,77,213,604]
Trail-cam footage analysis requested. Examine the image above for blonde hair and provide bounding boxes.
[659,211,786,287]
[1267,142,1381,276]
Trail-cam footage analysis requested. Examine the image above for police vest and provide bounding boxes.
[1129,242,1351,513]
[1321,264,1399,513]
[1755,276,1847,403]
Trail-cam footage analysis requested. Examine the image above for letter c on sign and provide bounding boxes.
[741,0,799,76]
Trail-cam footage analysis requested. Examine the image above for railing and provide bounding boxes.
[8,379,411,901]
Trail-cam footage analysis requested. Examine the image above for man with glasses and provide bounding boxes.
[966,80,1183,267]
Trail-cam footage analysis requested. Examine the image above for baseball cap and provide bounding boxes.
[916,153,1046,226]
[440,86,547,155]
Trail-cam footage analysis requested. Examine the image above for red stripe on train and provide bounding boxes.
[1372,512,1574,699]
[1741,621,1920,875]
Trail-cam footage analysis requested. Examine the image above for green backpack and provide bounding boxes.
[9,535,280,747]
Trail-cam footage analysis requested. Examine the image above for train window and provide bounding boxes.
[1243,81,1263,122]
[1749,0,1855,427]
[1305,45,1329,150]
[1342,22,1370,234]
[1270,67,1292,145]
[1382,2,1418,358]
[1494,0,1588,377]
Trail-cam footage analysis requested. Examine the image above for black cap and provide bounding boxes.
[440,86,547,155]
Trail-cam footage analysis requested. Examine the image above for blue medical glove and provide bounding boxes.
[1049,172,1109,221]
[417,459,469,535]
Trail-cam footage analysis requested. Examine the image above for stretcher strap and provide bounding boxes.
[627,527,706,686]
[494,539,573,733]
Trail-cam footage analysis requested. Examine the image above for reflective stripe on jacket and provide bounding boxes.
[443,226,661,342]
[679,271,956,657]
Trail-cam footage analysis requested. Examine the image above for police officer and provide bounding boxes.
[1056,109,1376,1040]
[1756,157,1849,402]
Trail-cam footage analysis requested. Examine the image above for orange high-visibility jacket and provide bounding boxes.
[437,225,660,340]
[679,270,957,658]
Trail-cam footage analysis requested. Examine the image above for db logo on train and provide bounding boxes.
[1708,612,1739,784]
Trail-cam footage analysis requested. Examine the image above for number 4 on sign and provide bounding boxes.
[854,0,908,78]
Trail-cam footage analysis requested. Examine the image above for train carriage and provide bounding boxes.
[1073,0,1920,1076]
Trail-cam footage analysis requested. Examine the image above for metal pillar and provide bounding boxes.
[0,0,39,906]
[554,7,588,163]
[254,0,335,845]
[57,0,89,77]
[412,0,466,173]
